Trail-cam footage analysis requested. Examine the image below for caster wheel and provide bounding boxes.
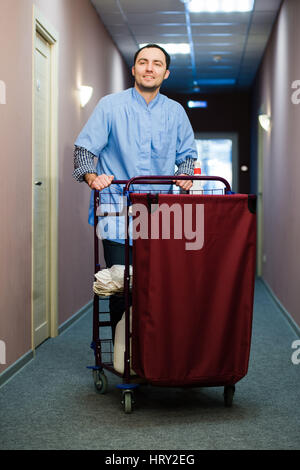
[224,385,235,407]
[122,391,134,414]
[93,369,108,394]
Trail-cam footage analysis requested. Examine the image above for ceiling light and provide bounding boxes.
[200,33,233,36]
[188,0,254,13]
[139,43,190,54]
[196,78,236,85]
[193,81,200,92]
[213,55,222,62]
[241,165,248,172]
[258,114,271,132]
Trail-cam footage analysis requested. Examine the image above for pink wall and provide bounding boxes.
[254,0,300,327]
[0,0,131,374]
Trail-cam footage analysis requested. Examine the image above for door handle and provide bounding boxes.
[34,181,42,186]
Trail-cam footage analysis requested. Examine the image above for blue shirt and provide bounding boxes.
[75,87,197,242]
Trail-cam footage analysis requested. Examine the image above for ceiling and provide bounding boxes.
[90,0,283,94]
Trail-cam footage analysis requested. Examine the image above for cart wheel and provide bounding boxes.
[122,391,133,414]
[93,369,108,394]
[224,385,235,407]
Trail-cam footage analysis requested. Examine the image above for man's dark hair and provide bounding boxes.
[134,44,171,70]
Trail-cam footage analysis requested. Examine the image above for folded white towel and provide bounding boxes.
[113,308,136,375]
[93,265,133,297]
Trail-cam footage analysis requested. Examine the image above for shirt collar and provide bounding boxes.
[132,87,161,109]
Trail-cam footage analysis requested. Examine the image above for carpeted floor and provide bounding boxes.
[0,279,299,450]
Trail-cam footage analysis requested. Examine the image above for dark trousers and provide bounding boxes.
[102,239,132,342]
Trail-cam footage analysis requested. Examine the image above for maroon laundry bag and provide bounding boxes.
[130,193,256,387]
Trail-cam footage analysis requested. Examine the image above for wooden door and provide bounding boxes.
[32,32,51,347]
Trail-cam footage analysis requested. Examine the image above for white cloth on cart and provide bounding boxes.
[113,308,136,375]
[93,264,132,297]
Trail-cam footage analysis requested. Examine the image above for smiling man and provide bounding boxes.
[132,45,170,101]
[73,44,197,340]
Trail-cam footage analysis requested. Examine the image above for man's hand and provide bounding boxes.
[84,173,114,190]
[173,174,193,191]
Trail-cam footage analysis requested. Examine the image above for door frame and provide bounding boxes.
[256,120,264,277]
[31,6,59,348]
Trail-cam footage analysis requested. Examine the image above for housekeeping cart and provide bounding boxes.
[88,175,257,413]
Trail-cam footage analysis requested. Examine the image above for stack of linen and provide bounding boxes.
[93,265,133,297]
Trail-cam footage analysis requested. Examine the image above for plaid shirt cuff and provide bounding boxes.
[175,158,195,176]
[73,147,195,181]
[73,146,97,182]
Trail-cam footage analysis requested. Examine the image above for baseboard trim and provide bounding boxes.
[58,299,93,335]
[0,350,34,389]
[0,300,93,389]
[260,277,300,337]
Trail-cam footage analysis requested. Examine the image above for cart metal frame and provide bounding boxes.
[89,175,235,413]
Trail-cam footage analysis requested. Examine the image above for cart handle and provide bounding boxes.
[118,175,232,193]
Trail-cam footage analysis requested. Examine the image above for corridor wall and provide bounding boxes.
[251,0,300,329]
[0,0,131,376]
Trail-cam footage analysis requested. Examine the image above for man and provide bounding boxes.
[73,44,198,339]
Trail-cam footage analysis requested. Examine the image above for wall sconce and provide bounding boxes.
[258,114,271,132]
[79,86,93,108]
[0,80,6,104]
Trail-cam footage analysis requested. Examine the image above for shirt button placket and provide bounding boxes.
[146,109,151,172]
[140,108,151,174]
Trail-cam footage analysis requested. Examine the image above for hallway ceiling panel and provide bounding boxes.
[90,0,283,93]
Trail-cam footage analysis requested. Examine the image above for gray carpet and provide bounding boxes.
[0,279,299,450]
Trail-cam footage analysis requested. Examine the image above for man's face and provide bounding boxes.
[132,47,170,92]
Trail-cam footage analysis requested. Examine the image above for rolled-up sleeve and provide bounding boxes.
[73,146,97,182]
[175,158,195,176]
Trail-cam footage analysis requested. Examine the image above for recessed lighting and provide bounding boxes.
[213,55,222,62]
[195,78,236,85]
[191,22,236,25]
[210,65,233,69]
[188,0,254,13]
[139,43,190,54]
[241,165,248,172]
[194,33,233,37]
